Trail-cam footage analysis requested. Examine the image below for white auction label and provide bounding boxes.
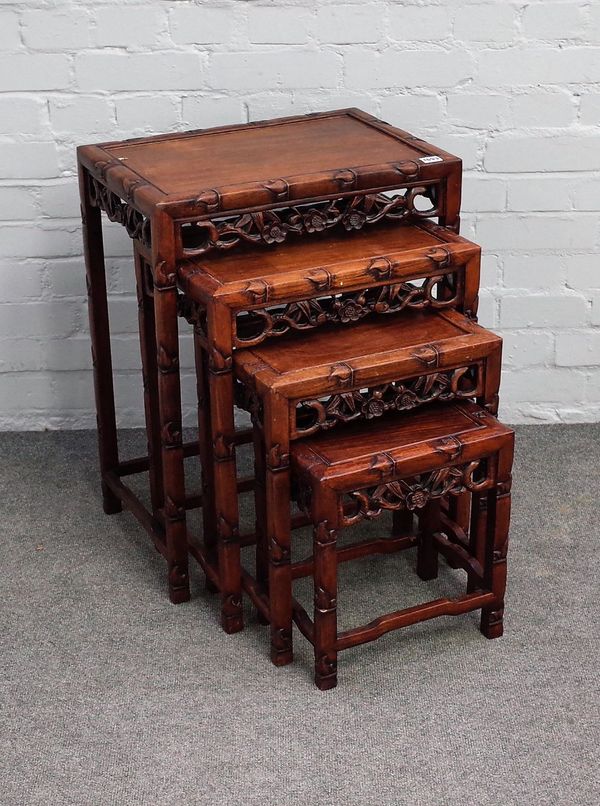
[419,156,444,164]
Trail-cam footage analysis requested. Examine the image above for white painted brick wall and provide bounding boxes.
[1,0,599,429]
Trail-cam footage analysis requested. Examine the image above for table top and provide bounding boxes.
[234,309,500,398]
[78,109,461,218]
[178,220,478,305]
[291,401,512,489]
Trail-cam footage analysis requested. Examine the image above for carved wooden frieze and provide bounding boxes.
[342,459,494,526]
[235,274,457,347]
[294,365,480,437]
[180,187,438,257]
[88,176,151,247]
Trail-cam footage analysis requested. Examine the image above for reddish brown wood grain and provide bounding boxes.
[290,402,514,689]
[77,108,465,619]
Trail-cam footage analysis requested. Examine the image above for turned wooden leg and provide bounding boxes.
[207,302,243,633]
[265,394,293,665]
[416,499,440,581]
[313,490,339,691]
[134,247,164,513]
[481,444,513,638]
[252,418,269,625]
[78,164,121,515]
[193,329,219,593]
[152,212,189,604]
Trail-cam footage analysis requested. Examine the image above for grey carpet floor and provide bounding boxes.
[1,425,599,806]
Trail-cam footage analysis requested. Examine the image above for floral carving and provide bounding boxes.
[88,176,151,247]
[342,460,493,527]
[294,365,480,437]
[343,208,367,231]
[303,208,328,233]
[235,274,457,347]
[180,187,438,257]
[335,298,364,323]
[262,220,288,244]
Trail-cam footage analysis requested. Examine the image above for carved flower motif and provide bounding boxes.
[363,397,386,419]
[335,299,364,323]
[303,209,328,233]
[262,220,288,244]
[342,209,367,231]
[394,390,419,410]
[405,488,429,510]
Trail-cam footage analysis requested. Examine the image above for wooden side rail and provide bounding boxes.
[104,470,166,556]
[292,598,314,645]
[336,591,495,652]
[291,534,417,580]
[433,532,484,584]
[241,569,270,623]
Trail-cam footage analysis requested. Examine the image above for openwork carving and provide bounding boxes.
[295,366,480,437]
[180,188,438,257]
[342,460,493,527]
[235,274,457,347]
[88,176,151,247]
[177,294,207,337]
[233,379,263,427]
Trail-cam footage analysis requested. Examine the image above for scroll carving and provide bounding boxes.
[177,294,208,337]
[235,274,457,347]
[342,460,493,526]
[294,365,480,437]
[88,176,151,247]
[233,380,263,427]
[180,188,439,257]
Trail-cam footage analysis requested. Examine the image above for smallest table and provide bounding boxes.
[290,401,514,690]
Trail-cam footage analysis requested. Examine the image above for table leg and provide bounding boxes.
[312,489,339,691]
[78,164,121,515]
[193,329,218,593]
[263,393,293,665]
[252,419,269,624]
[134,247,164,513]
[206,302,243,633]
[481,443,513,639]
[152,211,190,604]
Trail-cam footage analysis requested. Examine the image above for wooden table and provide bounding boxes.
[77,108,462,625]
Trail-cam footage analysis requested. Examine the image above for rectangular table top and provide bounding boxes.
[178,220,477,305]
[234,309,500,398]
[79,109,461,217]
[291,401,513,489]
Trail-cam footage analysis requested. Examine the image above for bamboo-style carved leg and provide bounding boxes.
[134,247,163,513]
[468,358,501,591]
[416,499,440,581]
[152,211,190,604]
[440,169,461,234]
[313,490,339,691]
[481,444,513,638]
[78,164,121,515]
[193,330,218,594]
[252,419,269,624]
[207,302,243,633]
[392,509,414,536]
[265,393,293,665]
